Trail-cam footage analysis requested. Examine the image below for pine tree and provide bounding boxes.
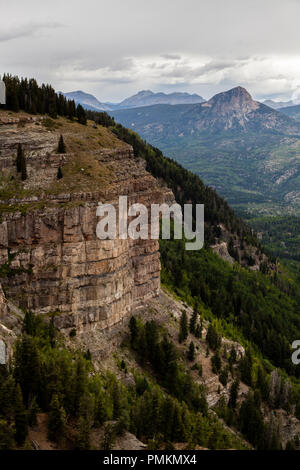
[48,316,56,348]
[57,135,66,154]
[68,100,76,120]
[102,422,116,450]
[228,379,239,410]
[229,345,237,368]
[195,321,202,339]
[238,393,265,449]
[57,167,63,179]
[256,365,269,401]
[219,368,229,387]
[206,324,221,350]
[0,419,15,450]
[189,310,197,334]
[14,335,41,406]
[72,358,87,416]
[76,104,87,125]
[28,396,39,427]
[187,341,195,361]
[211,351,221,373]
[20,151,27,181]
[14,384,28,446]
[47,394,66,443]
[76,393,94,450]
[16,143,23,173]
[179,311,188,343]
[129,316,138,347]
[22,310,36,336]
[239,348,253,386]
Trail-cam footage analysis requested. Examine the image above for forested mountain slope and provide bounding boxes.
[1,75,300,450]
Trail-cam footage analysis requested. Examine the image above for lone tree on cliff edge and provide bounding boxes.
[16,143,27,180]
[57,167,63,179]
[179,311,188,343]
[57,135,66,154]
[16,143,23,172]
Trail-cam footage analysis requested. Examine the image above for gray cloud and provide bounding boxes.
[1,0,300,101]
[0,21,62,43]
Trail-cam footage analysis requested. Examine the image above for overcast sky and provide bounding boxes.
[1,0,300,102]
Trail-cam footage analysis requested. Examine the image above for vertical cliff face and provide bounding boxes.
[0,111,173,333]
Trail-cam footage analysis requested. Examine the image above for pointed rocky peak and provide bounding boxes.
[203,86,259,114]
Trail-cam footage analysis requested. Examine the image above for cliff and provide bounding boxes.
[0,110,173,337]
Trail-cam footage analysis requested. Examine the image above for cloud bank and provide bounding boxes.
[1,0,300,101]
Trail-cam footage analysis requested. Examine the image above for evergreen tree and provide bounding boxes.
[179,311,188,343]
[256,366,269,401]
[14,335,41,406]
[48,316,56,348]
[228,379,239,410]
[14,384,28,446]
[189,310,197,334]
[206,324,221,350]
[47,394,66,443]
[16,143,23,173]
[239,349,253,386]
[102,422,116,450]
[76,393,94,450]
[129,316,138,347]
[229,345,237,368]
[57,135,66,154]
[219,368,229,387]
[57,167,63,180]
[73,358,87,416]
[48,95,57,119]
[238,393,265,449]
[194,320,202,339]
[0,419,15,450]
[20,151,27,181]
[28,396,39,427]
[187,342,195,361]
[211,351,221,374]
[68,100,76,120]
[76,104,87,125]
[22,310,36,336]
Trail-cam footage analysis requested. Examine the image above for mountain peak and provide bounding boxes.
[61,90,110,111]
[202,86,258,116]
[208,86,254,104]
[118,89,205,109]
[136,90,154,96]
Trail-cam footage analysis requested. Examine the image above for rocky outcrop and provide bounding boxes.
[211,241,234,265]
[0,283,24,363]
[0,113,174,333]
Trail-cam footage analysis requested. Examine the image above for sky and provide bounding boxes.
[1,0,300,102]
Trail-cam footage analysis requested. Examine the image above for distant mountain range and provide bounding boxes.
[262,99,295,109]
[110,86,300,215]
[112,86,300,136]
[61,90,111,111]
[61,89,205,111]
[279,104,300,122]
[108,89,205,109]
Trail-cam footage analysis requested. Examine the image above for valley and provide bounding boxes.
[111,87,300,217]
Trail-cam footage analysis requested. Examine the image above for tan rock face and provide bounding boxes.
[0,116,173,333]
[0,202,165,332]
